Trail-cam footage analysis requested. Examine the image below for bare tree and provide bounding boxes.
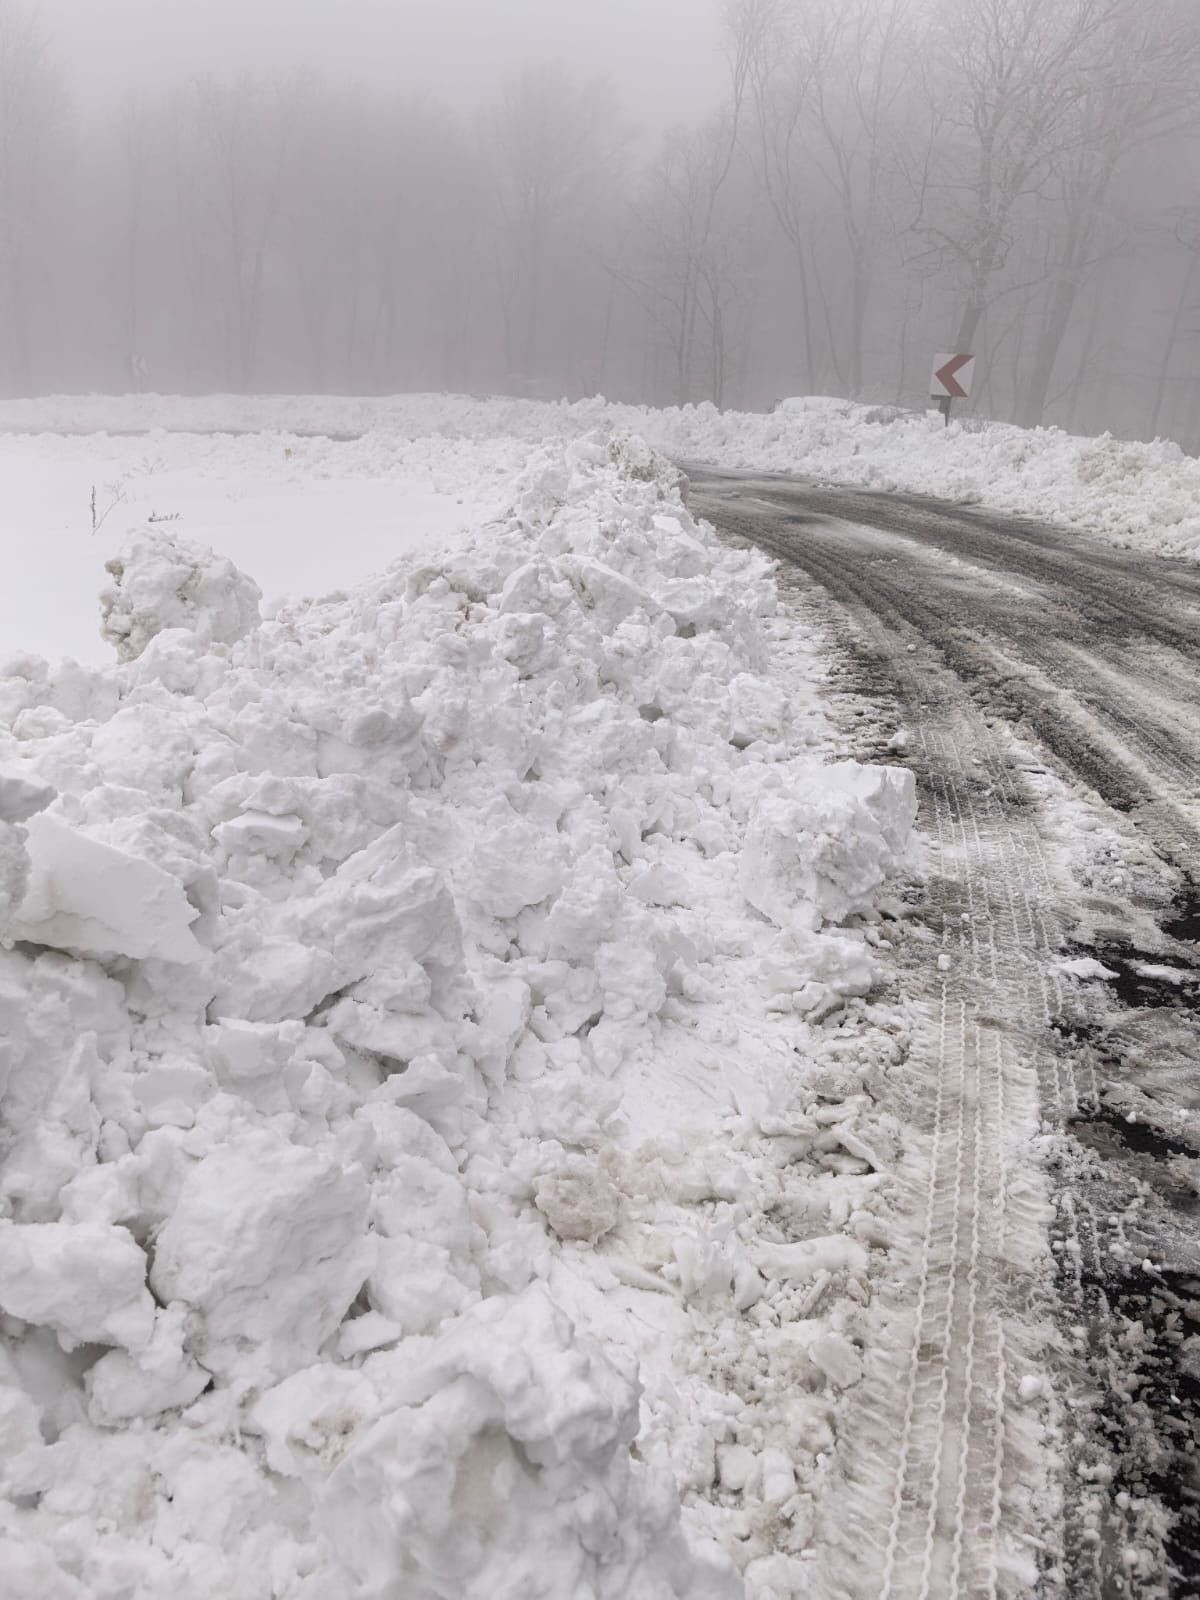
[912,0,1123,360]
[739,0,917,396]
[191,75,308,392]
[1144,197,1200,442]
[0,1,66,394]
[105,95,159,391]
[483,66,628,393]
[615,115,763,406]
[737,0,821,387]
[1019,1,1200,425]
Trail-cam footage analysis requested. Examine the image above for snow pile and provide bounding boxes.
[0,431,916,1598]
[5,389,1197,560]
[100,527,263,661]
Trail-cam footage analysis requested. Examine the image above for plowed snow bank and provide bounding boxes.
[4,389,1197,559]
[0,433,916,1598]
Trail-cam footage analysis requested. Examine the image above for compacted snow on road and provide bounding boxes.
[696,469,1200,1596]
[0,421,925,1598]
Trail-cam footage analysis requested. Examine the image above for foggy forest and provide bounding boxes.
[3,0,1200,444]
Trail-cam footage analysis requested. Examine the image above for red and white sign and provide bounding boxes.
[930,352,976,400]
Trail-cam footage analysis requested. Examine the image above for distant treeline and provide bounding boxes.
[4,0,1200,443]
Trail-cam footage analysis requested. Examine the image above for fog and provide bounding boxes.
[40,0,726,128]
[5,0,1200,442]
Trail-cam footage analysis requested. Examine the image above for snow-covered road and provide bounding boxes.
[695,469,1200,1596]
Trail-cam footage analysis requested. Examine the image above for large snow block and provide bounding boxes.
[740,761,917,928]
[0,1220,155,1352]
[149,1130,372,1382]
[11,811,204,964]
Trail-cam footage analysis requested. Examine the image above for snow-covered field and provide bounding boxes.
[3,388,1199,563]
[1,421,920,1597]
[0,428,520,663]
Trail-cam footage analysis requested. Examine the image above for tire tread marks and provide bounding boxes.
[694,485,1192,1598]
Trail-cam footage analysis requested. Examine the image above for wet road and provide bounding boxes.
[692,468,1200,1599]
[691,470,1200,878]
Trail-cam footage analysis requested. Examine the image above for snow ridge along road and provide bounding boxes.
[0,434,930,1600]
[694,469,1200,1598]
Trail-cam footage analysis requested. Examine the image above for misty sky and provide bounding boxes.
[42,0,727,130]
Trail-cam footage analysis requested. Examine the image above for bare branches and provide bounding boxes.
[482,67,631,388]
[1,0,1200,438]
[0,0,66,391]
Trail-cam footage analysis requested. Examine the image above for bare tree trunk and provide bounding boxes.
[953,296,987,360]
[5,252,32,395]
[521,231,543,381]
[1020,210,1091,427]
[812,250,845,391]
[1148,253,1199,439]
[1063,275,1106,433]
[596,265,615,395]
[848,262,872,396]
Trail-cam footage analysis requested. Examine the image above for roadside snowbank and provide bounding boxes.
[0,434,917,1597]
[2,390,1198,560]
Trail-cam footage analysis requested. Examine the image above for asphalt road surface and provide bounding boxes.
[692,468,1200,1600]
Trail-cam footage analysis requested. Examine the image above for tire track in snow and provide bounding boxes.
[714,517,1054,1596]
[694,478,1200,1597]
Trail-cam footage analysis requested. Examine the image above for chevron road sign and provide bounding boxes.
[930,351,976,424]
[931,352,976,399]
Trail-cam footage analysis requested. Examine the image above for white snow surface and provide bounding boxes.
[0,425,512,663]
[0,429,919,1597]
[3,388,1199,560]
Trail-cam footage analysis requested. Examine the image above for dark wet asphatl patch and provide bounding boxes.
[1163,885,1200,946]
[1052,931,1200,1595]
[1062,942,1200,1013]
[1074,1100,1200,1167]
[1082,1253,1200,1593]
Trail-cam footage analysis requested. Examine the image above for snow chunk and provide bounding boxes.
[717,1442,757,1492]
[0,822,31,942]
[100,526,262,661]
[754,1235,870,1283]
[10,810,204,963]
[1054,956,1119,981]
[809,1329,864,1388]
[366,1235,477,1334]
[740,762,916,928]
[322,1287,739,1599]
[760,1447,795,1505]
[472,811,566,918]
[249,1363,379,1478]
[149,1130,373,1382]
[1133,963,1192,985]
[534,1156,621,1243]
[607,430,689,500]
[0,1221,155,1351]
[86,1305,210,1422]
[0,767,55,824]
[0,1539,88,1600]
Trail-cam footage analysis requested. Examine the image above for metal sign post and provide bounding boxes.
[930,353,976,424]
